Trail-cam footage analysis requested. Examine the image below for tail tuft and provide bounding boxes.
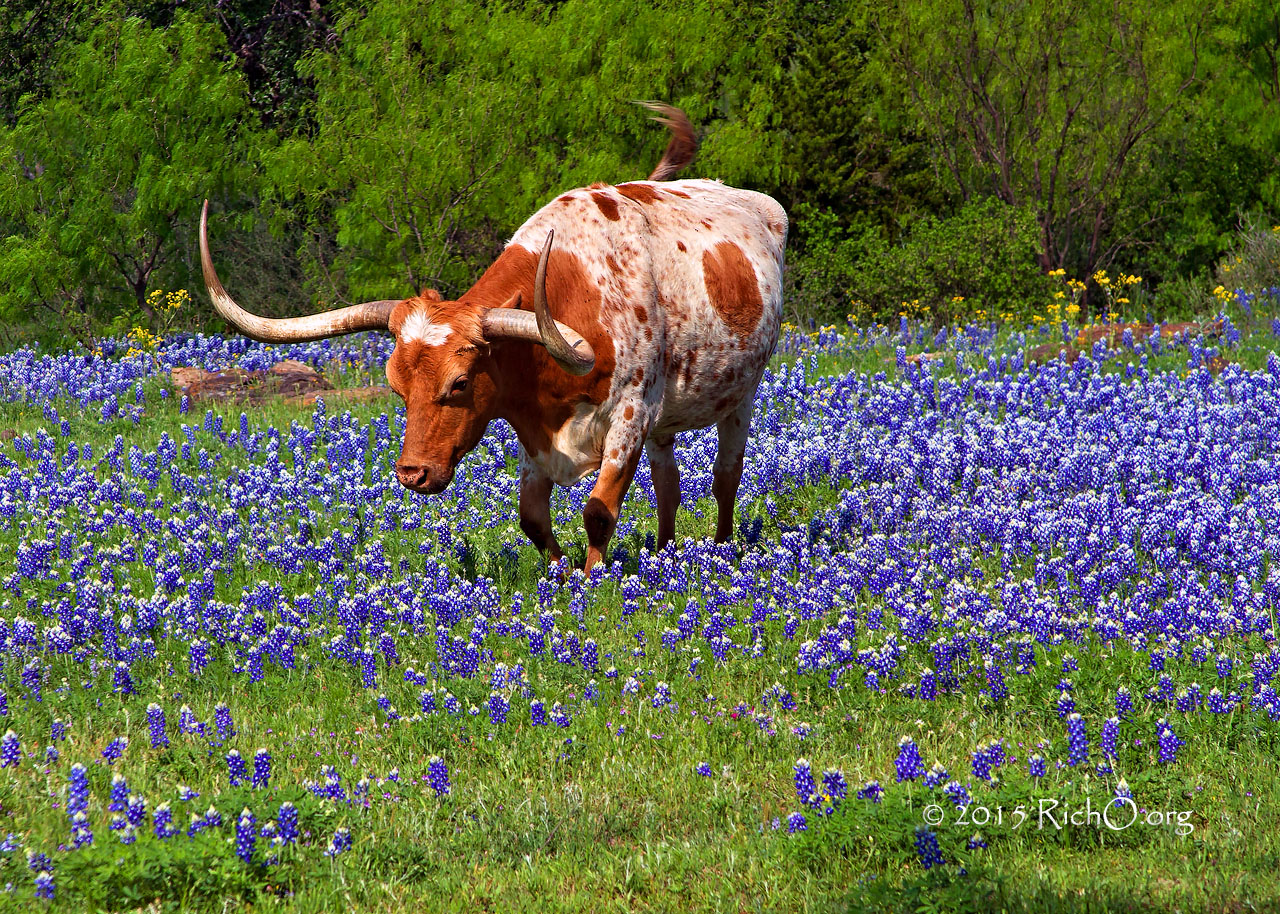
[636,102,697,181]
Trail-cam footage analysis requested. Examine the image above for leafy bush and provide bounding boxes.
[788,198,1054,327]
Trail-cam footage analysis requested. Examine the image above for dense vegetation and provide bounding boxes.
[1,0,1276,345]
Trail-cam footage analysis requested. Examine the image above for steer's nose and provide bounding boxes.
[395,463,431,491]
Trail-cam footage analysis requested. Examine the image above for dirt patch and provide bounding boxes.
[1075,320,1223,347]
[170,360,392,407]
[1027,343,1081,366]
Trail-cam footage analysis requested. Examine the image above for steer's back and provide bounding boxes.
[508,178,786,440]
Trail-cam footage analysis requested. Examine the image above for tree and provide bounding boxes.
[0,11,261,344]
[883,0,1206,287]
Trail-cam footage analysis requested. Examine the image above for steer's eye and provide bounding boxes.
[449,376,469,396]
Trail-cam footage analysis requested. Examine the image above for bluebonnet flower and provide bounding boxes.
[1114,779,1133,808]
[67,764,89,818]
[984,660,1008,701]
[50,719,66,743]
[34,872,54,901]
[1029,754,1047,778]
[147,703,168,749]
[787,812,807,833]
[0,732,19,768]
[203,805,223,828]
[27,851,52,874]
[1157,719,1184,763]
[1099,717,1120,758]
[652,681,672,709]
[227,750,248,786]
[279,802,299,843]
[325,827,352,857]
[856,781,884,803]
[236,809,256,864]
[109,774,129,812]
[822,769,848,800]
[154,803,176,839]
[695,762,713,777]
[943,781,971,808]
[923,763,949,789]
[215,703,236,741]
[70,812,93,849]
[253,749,272,789]
[103,737,127,763]
[113,663,135,696]
[126,794,147,828]
[1115,686,1132,718]
[793,758,818,804]
[427,756,450,796]
[895,737,925,782]
[487,691,509,725]
[914,827,945,869]
[1066,714,1088,766]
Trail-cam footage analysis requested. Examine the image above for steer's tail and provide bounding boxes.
[638,102,697,181]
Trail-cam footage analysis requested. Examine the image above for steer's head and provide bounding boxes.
[385,295,498,494]
[199,201,594,495]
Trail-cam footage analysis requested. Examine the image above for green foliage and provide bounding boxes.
[0,9,262,345]
[0,0,1276,344]
[262,0,791,303]
[789,198,1053,327]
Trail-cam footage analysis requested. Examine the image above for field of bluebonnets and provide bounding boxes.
[1,286,1280,911]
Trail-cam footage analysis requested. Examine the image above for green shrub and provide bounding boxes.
[787,198,1054,328]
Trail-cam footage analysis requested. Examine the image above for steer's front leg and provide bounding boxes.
[518,447,565,562]
[583,432,644,572]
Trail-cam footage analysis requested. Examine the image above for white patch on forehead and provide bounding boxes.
[399,310,452,347]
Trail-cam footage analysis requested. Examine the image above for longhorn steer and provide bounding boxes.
[200,105,787,570]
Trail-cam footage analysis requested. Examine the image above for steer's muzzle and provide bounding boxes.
[395,463,452,495]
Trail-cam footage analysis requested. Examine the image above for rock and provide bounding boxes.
[903,352,946,366]
[1028,343,1081,366]
[292,386,395,408]
[1075,322,1153,347]
[1160,319,1224,339]
[169,360,341,405]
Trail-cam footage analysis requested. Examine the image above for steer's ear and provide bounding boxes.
[388,299,415,336]
[418,288,443,302]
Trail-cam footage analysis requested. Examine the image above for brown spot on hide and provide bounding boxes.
[702,241,763,341]
[634,305,648,323]
[624,405,634,420]
[632,368,644,386]
[617,183,662,204]
[668,189,690,198]
[591,192,620,221]
[676,241,687,252]
[605,253,621,274]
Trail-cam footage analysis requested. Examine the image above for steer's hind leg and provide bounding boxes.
[583,433,645,573]
[645,435,680,551]
[518,447,564,562]
[713,399,752,543]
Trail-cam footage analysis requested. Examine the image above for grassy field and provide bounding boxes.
[0,307,1279,912]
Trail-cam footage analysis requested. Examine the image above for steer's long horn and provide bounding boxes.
[480,230,596,376]
[200,200,398,343]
